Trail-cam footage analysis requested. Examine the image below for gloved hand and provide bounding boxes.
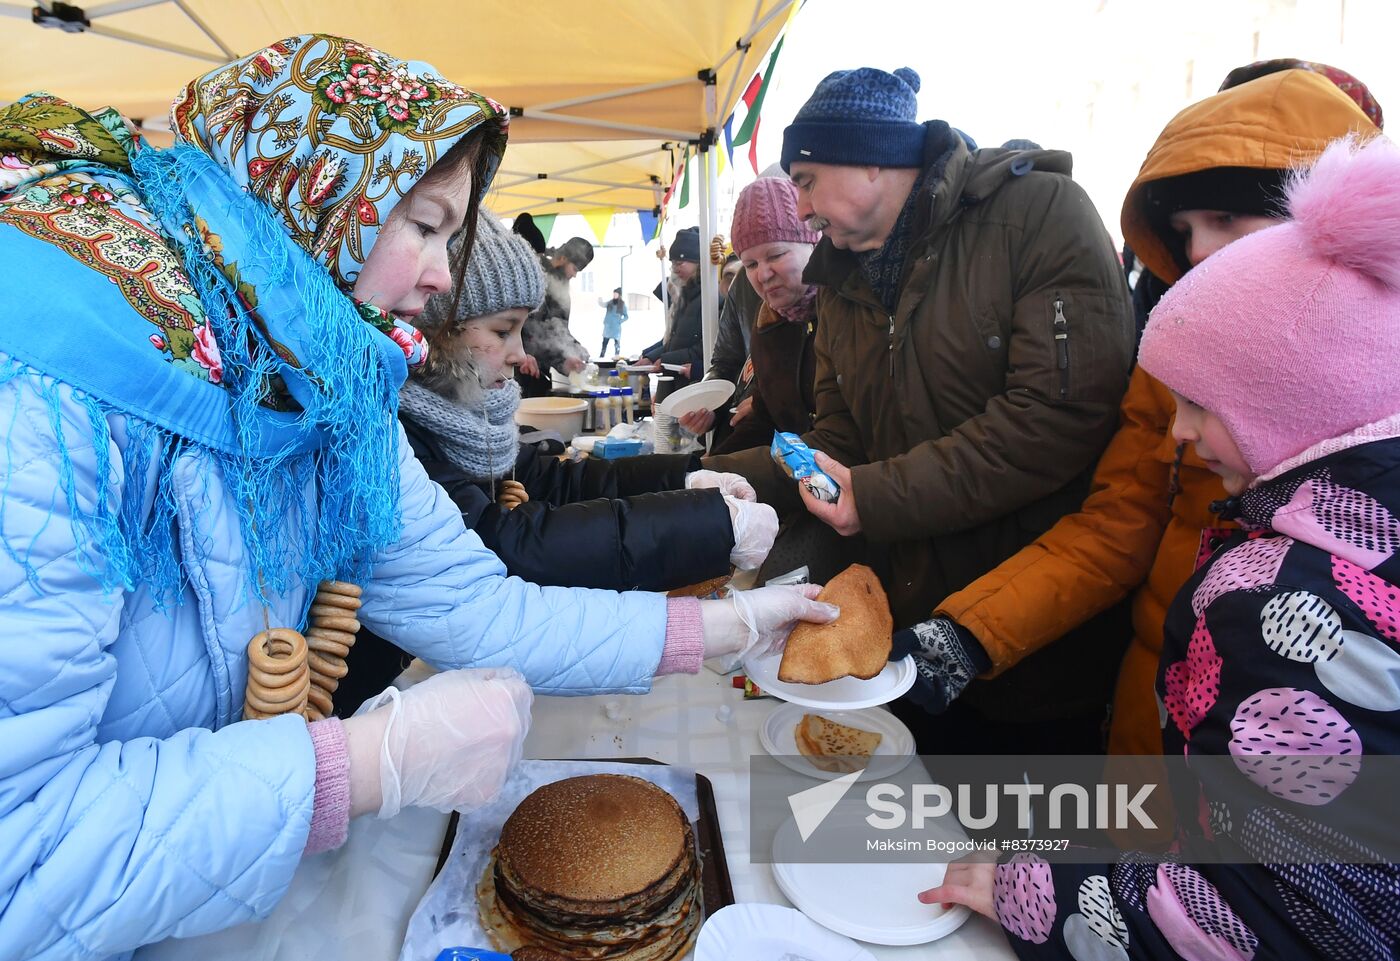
[345,667,533,819]
[686,468,756,501]
[700,584,840,662]
[724,495,778,570]
[889,618,991,714]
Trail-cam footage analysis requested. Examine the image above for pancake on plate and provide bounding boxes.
[794,713,883,774]
[777,564,892,683]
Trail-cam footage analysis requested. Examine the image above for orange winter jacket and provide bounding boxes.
[937,69,1379,754]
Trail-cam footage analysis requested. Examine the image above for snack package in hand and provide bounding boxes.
[770,432,840,503]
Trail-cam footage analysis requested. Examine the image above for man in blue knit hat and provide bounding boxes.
[707,66,1135,754]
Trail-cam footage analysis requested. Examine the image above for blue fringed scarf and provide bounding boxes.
[0,35,507,605]
[132,142,407,595]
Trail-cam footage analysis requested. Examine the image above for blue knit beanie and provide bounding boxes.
[781,66,927,172]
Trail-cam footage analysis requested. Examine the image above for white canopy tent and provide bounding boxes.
[0,0,798,362]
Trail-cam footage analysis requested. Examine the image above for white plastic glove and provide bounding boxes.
[724,495,778,571]
[347,667,533,819]
[686,468,757,502]
[700,584,840,663]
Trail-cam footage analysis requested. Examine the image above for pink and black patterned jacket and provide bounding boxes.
[994,430,1400,960]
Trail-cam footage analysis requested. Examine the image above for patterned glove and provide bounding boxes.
[889,617,991,714]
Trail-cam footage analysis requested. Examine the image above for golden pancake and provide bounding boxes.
[778,564,892,683]
[795,713,883,774]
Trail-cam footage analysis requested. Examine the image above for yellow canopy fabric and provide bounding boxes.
[0,0,792,214]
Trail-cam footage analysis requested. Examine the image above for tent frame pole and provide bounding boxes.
[698,78,720,375]
[518,109,694,141]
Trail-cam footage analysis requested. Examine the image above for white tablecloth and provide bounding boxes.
[137,667,1015,961]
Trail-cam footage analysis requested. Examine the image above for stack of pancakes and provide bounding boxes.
[478,774,702,961]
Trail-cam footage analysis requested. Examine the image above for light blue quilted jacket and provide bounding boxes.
[0,364,668,961]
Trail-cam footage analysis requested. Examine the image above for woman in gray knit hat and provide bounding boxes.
[341,212,780,710]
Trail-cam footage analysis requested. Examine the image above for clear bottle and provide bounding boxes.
[621,387,635,424]
[609,388,623,430]
[593,390,611,433]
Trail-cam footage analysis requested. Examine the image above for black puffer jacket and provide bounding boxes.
[337,423,735,716]
[643,277,703,382]
[404,418,734,590]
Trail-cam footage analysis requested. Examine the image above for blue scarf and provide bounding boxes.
[0,35,506,604]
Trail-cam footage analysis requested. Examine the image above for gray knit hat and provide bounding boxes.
[418,211,545,330]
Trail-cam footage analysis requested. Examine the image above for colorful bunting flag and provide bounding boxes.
[723,115,735,166]
[678,147,692,209]
[532,213,557,246]
[637,208,659,242]
[581,207,614,245]
[732,73,762,146]
[732,35,784,148]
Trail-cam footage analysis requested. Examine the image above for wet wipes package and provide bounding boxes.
[770,432,840,503]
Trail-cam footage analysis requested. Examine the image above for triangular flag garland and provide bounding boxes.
[723,115,735,165]
[749,117,762,175]
[732,35,784,147]
[678,148,692,209]
[581,207,614,245]
[732,73,763,147]
[532,213,557,246]
[637,208,659,242]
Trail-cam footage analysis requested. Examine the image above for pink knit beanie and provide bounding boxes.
[1139,135,1400,475]
[730,177,820,257]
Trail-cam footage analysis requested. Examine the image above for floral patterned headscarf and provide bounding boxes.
[172,34,506,291]
[0,36,509,601]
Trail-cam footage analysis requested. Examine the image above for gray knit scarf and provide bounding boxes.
[398,379,521,481]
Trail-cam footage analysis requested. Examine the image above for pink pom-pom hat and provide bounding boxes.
[1138,134,1400,476]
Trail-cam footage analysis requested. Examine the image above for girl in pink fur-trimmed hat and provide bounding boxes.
[932,135,1400,960]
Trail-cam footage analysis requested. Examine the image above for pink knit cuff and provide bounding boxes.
[657,597,705,675]
[305,717,352,855]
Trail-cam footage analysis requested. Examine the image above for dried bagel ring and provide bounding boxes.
[309,604,361,623]
[304,706,326,722]
[311,614,361,634]
[498,480,529,510]
[248,628,307,671]
[306,625,358,644]
[317,580,363,599]
[245,677,310,714]
[311,591,361,611]
[306,686,334,716]
[306,635,352,658]
[247,666,310,703]
[308,650,350,680]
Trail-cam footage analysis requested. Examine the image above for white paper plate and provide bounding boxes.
[743,648,916,710]
[658,379,734,418]
[695,902,876,961]
[772,807,971,946]
[759,703,915,782]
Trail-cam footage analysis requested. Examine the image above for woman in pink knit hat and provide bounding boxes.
[678,175,822,454]
[929,134,1400,960]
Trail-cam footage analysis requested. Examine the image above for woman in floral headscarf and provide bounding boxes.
[0,35,832,960]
